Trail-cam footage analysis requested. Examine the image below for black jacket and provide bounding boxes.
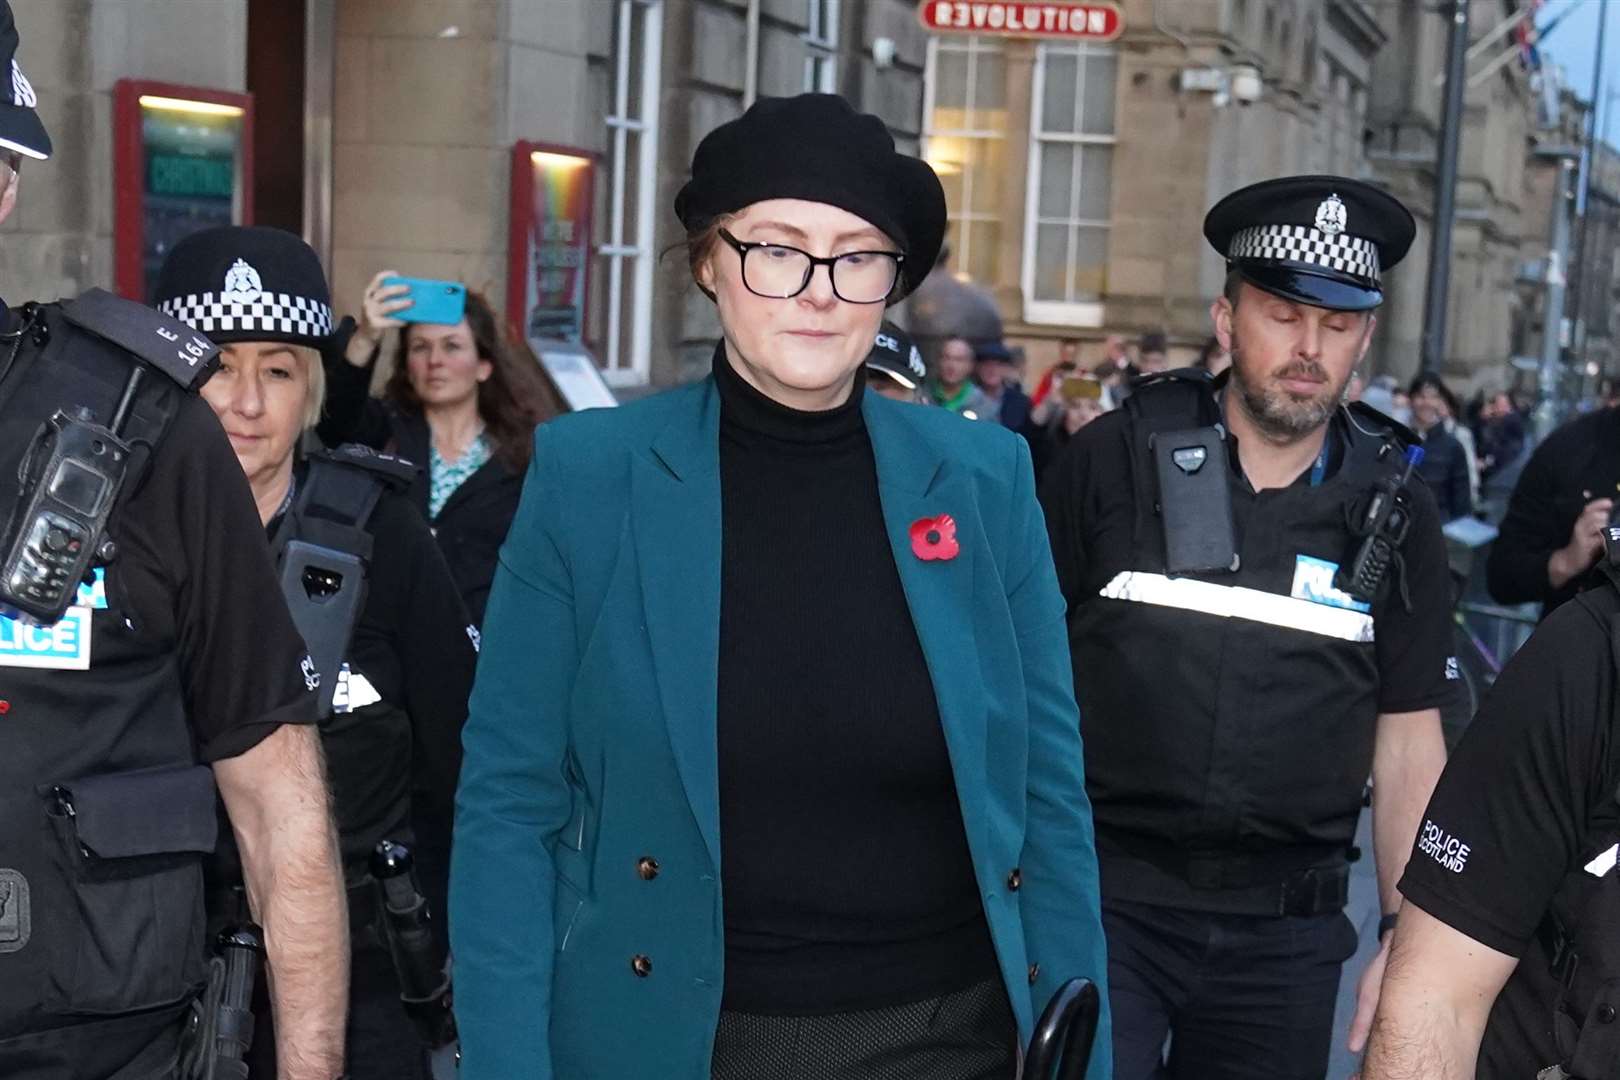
[1415,423,1472,521]
[318,357,524,626]
[1488,407,1620,614]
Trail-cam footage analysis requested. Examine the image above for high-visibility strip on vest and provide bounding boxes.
[1099,571,1376,644]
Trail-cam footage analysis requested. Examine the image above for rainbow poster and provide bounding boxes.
[525,150,594,343]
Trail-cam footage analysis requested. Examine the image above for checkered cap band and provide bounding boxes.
[1228,225,1381,284]
[158,290,334,340]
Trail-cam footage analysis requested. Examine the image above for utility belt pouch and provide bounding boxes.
[46,764,218,872]
[1277,864,1350,917]
[39,764,218,1017]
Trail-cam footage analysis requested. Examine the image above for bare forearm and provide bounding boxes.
[217,725,349,1080]
[244,808,348,1078]
[1361,1002,1476,1080]
[1372,709,1447,913]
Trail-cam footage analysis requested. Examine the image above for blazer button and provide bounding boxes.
[637,856,660,881]
[1007,868,1022,891]
[631,954,653,978]
[1027,963,1040,985]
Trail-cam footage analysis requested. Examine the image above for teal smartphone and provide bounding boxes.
[382,276,467,326]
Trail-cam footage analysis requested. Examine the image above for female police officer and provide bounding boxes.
[451,93,1110,1080]
[154,226,478,1080]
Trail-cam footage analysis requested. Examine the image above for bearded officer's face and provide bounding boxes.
[1212,281,1374,440]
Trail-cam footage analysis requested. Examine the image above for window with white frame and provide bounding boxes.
[804,0,839,93]
[1022,41,1117,325]
[596,0,662,385]
[923,35,1009,286]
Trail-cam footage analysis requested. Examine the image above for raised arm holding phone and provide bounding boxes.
[321,272,552,625]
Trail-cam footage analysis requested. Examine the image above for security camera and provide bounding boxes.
[1229,65,1263,104]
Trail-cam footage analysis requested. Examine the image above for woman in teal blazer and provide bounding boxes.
[451,94,1110,1079]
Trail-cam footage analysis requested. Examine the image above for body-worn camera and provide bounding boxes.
[0,408,131,624]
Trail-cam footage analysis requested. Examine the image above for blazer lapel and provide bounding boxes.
[864,396,990,851]
[632,381,724,872]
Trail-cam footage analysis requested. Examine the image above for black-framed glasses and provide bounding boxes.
[718,228,904,304]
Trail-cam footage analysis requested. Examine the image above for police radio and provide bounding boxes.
[1335,444,1424,604]
[0,367,146,625]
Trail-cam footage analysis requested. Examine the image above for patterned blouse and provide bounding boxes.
[428,433,492,520]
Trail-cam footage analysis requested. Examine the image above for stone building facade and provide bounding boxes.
[0,0,1589,398]
[2,0,927,394]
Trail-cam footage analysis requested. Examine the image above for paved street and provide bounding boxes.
[1328,813,1382,1080]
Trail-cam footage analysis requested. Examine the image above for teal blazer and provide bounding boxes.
[450,377,1111,1079]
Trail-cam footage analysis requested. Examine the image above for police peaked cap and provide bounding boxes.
[0,1,50,160]
[153,226,338,350]
[866,321,927,390]
[1203,175,1416,312]
[674,93,947,301]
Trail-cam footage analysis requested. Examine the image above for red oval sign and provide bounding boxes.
[918,1,1124,41]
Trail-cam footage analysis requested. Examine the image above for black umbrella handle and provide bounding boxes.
[1024,977,1101,1080]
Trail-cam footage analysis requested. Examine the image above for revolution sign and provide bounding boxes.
[919,1,1124,40]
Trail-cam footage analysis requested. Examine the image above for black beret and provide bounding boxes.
[153,226,337,349]
[675,94,946,300]
[1204,175,1416,312]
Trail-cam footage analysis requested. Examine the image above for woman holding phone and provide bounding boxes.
[321,283,556,625]
[450,93,1111,1080]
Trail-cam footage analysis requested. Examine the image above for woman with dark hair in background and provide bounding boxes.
[1408,371,1474,521]
[322,281,559,624]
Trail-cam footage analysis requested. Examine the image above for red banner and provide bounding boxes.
[918,1,1123,41]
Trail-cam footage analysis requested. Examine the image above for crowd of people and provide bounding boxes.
[893,321,1544,535]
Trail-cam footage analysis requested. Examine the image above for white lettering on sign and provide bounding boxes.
[922,1,1121,39]
[1418,819,1472,874]
[0,606,92,670]
[155,326,179,343]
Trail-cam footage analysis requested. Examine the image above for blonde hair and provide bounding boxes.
[296,345,326,430]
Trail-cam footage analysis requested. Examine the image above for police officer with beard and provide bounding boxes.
[0,6,347,1078]
[1040,176,1459,1079]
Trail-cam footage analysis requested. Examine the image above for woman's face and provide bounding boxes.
[406,320,491,409]
[699,199,897,411]
[200,341,311,489]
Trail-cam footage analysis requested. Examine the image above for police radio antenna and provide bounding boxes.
[108,365,145,435]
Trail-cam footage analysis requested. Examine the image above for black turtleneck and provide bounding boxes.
[713,347,998,1015]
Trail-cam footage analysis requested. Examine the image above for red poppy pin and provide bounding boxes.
[909,514,960,562]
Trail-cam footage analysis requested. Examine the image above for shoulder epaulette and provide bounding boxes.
[58,288,219,391]
[1125,366,1223,431]
[312,443,418,490]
